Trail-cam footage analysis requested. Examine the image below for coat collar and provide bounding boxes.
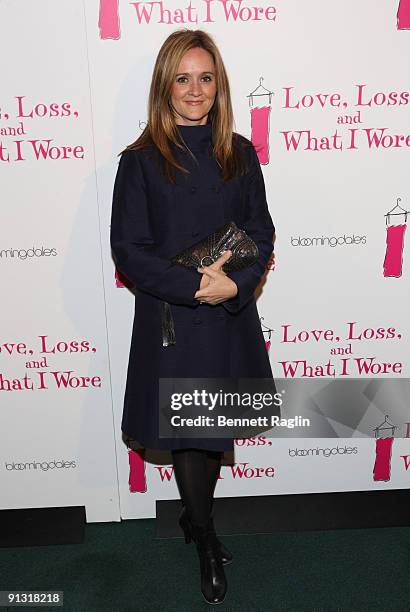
[175,120,213,150]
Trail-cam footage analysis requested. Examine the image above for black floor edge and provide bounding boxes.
[156,489,410,537]
[0,506,86,548]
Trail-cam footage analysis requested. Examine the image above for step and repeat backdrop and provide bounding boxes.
[1,0,409,521]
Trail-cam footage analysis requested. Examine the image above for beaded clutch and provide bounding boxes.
[162,221,259,346]
[171,220,259,273]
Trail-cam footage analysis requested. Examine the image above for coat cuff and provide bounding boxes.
[115,251,202,306]
[167,264,202,307]
[222,267,257,314]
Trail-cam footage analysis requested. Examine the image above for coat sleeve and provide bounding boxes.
[110,149,201,306]
[222,143,275,314]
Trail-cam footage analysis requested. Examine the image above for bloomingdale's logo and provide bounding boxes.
[289,445,358,458]
[5,459,77,471]
[291,234,366,248]
[0,246,57,260]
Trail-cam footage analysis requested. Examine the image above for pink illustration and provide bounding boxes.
[99,0,120,40]
[250,107,271,164]
[115,268,133,288]
[384,225,406,277]
[260,317,273,353]
[128,449,147,493]
[383,198,408,277]
[248,78,273,165]
[266,254,275,271]
[115,269,124,288]
[373,437,394,481]
[397,0,410,29]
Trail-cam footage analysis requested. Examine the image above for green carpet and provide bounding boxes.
[0,519,409,611]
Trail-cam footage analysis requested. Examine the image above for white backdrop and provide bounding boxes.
[1,0,410,521]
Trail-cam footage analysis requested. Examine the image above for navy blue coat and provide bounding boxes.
[110,121,275,451]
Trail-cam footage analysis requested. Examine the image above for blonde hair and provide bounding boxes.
[121,29,248,182]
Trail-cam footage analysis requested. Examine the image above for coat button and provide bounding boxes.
[190,186,197,194]
[193,317,203,325]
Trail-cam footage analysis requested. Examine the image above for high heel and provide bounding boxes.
[178,506,233,565]
[190,519,227,605]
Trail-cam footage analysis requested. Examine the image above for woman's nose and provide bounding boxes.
[189,80,202,95]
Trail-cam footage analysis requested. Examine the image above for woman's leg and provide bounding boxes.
[171,448,211,526]
[171,448,223,520]
[205,450,233,565]
[205,449,222,510]
[172,447,227,604]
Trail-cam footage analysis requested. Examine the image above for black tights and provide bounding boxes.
[171,448,222,527]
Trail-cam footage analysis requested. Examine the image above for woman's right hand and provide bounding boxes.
[198,251,230,291]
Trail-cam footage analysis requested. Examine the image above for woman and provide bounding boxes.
[110,29,275,605]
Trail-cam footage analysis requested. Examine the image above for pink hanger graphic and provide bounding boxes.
[115,268,133,289]
[397,0,410,29]
[373,438,394,481]
[99,0,120,40]
[260,317,274,353]
[247,78,274,165]
[266,254,275,271]
[373,416,397,481]
[383,198,408,278]
[128,448,147,493]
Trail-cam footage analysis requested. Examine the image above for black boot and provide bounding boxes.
[210,498,233,565]
[190,519,227,605]
[178,505,233,565]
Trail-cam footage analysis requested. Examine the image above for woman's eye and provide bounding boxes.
[175,75,213,84]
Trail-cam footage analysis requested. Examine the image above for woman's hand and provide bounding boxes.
[196,250,228,291]
[194,250,238,305]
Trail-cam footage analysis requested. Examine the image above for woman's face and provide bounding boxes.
[170,47,217,126]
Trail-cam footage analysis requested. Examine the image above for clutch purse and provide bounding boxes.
[161,221,259,346]
[171,220,258,272]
